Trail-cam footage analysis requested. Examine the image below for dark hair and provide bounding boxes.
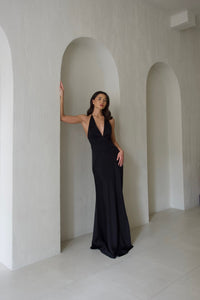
[86,91,113,120]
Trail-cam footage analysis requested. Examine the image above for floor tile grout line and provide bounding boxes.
[150,264,200,299]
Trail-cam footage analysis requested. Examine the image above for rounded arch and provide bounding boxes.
[0,26,14,268]
[60,36,120,245]
[146,62,184,216]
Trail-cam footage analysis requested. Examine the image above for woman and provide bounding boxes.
[60,81,133,258]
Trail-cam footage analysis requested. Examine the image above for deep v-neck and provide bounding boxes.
[92,114,105,137]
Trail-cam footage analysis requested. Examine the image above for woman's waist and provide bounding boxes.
[91,141,119,153]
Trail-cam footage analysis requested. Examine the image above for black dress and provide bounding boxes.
[88,114,134,258]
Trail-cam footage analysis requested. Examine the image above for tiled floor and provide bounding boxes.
[1,207,200,299]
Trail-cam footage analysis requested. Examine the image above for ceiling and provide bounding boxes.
[144,0,200,15]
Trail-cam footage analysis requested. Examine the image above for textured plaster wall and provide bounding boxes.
[0,26,13,269]
[147,62,184,213]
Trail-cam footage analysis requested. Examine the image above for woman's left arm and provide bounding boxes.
[109,118,124,167]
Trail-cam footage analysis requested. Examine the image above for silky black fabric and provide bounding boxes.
[88,114,133,258]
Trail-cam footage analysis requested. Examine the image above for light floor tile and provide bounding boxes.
[0,207,200,300]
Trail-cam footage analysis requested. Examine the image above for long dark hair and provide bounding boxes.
[86,91,113,120]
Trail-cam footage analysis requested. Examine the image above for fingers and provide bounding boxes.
[119,159,123,167]
[116,154,123,167]
[60,81,64,90]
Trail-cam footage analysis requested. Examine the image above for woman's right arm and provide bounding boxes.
[60,81,86,124]
[61,114,86,124]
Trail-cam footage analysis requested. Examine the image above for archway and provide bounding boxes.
[0,26,14,268]
[60,37,120,246]
[146,62,184,216]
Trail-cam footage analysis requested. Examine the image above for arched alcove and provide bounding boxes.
[60,37,120,245]
[146,62,184,216]
[0,26,14,268]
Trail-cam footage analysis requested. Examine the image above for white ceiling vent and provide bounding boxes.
[170,10,196,30]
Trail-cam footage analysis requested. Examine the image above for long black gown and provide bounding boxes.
[88,114,134,258]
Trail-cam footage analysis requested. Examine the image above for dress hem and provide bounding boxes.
[90,244,134,258]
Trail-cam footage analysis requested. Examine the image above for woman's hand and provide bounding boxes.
[60,81,64,98]
[116,150,124,167]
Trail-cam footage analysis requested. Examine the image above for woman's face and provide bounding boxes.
[93,93,107,110]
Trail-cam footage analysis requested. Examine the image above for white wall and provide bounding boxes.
[180,23,200,208]
[0,0,199,269]
[0,26,13,269]
[166,65,184,210]
[147,63,170,212]
[147,62,184,214]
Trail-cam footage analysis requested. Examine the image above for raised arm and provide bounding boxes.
[61,114,86,124]
[59,81,86,124]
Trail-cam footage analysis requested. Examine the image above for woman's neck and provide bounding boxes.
[92,109,103,117]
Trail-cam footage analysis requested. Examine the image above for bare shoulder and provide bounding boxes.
[109,117,115,127]
[79,114,89,122]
